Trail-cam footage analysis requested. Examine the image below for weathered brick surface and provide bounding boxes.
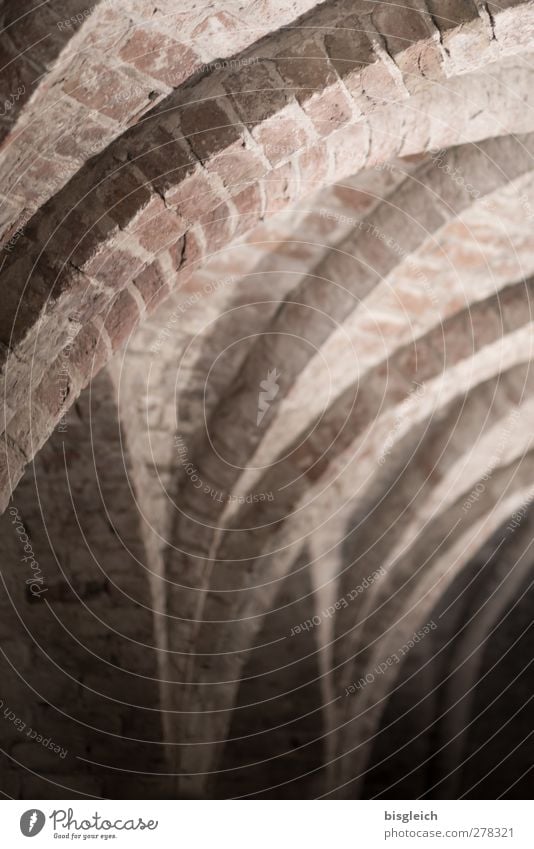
[0,371,169,798]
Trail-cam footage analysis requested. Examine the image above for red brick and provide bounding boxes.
[134,205,187,255]
[104,290,140,351]
[502,281,533,335]
[127,128,197,201]
[192,11,242,42]
[371,2,430,56]
[95,166,152,229]
[207,141,264,189]
[0,253,68,349]
[33,355,80,421]
[68,321,109,380]
[133,261,171,310]
[179,100,242,162]
[11,157,63,210]
[35,100,110,164]
[200,202,234,254]
[359,59,405,111]
[426,0,478,29]
[276,39,337,104]
[227,61,289,125]
[62,55,154,123]
[169,229,203,273]
[252,108,311,166]
[119,27,198,89]
[83,242,145,292]
[231,184,262,238]
[165,170,223,222]
[324,21,375,86]
[304,84,352,136]
[51,211,115,275]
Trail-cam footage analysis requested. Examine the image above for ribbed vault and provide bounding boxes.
[0,0,533,800]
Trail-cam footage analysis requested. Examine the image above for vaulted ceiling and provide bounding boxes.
[0,0,533,799]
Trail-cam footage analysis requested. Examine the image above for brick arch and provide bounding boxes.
[0,0,323,246]
[203,352,529,792]
[164,129,534,551]
[169,328,534,795]
[2,4,534,510]
[157,127,534,791]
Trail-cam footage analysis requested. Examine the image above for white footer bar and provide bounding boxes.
[2,800,532,847]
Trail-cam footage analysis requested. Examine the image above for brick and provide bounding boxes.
[200,202,235,254]
[394,334,448,384]
[231,184,263,238]
[486,0,522,12]
[51,212,116,275]
[370,2,430,57]
[94,165,153,229]
[179,99,242,162]
[207,141,265,189]
[67,321,109,381]
[133,202,187,255]
[0,436,26,511]
[304,82,352,136]
[0,252,70,349]
[0,198,29,250]
[104,289,140,351]
[169,229,203,273]
[399,38,443,89]
[277,38,337,99]
[33,360,74,421]
[165,169,223,222]
[440,13,495,76]
[133,261,171,309]
[358,59,406,111]
[324,20,375,87]
[252,106,311,166]
[5,398,40,459]
[426,0,478,30]
[31,97,110,165]
[192,10,244,53]
[227,61,289,125]
[119,27,198,89]
[62,54,155,123]
[82,239,145,292]
[11,156,64,211]
[130,138,198,215]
